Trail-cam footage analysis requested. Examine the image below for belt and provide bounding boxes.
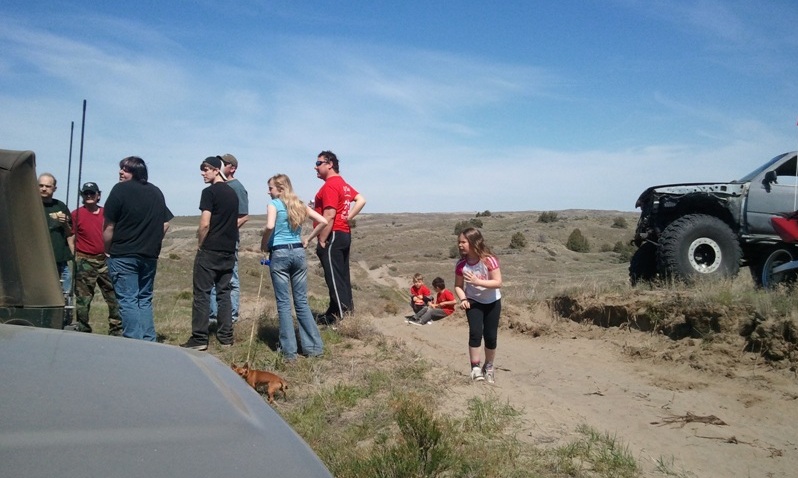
[76,251,107,260]
[270,242,303,252]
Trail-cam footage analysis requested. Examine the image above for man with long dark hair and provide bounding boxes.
[103,156,173,341]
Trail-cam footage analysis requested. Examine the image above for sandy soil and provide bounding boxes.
[369,312,798,477]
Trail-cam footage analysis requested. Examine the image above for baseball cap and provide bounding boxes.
[220,153,238,168]
[203,156,224,170]
[81,182,100,193]
[202,156,227,180]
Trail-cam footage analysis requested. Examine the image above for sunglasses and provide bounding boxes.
[315,160,329,167]
[82,191,98,196]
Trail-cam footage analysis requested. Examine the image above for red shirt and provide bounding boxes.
[410,284,431,305]
[314,175,359,233]
[71,206,106,255]
[437,288,456,315]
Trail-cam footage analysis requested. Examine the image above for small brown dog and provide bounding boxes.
[231,363,288,404]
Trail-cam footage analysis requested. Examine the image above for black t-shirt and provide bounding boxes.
[199,182,238,253]
[104,180,174,258]
[43,199,73,262]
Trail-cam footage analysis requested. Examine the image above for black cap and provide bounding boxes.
[81,182,100,193]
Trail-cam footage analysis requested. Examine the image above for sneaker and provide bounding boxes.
[180,338,208,351]
[219,342,233,349]
[483,364,495,384]
[470,366,484,382]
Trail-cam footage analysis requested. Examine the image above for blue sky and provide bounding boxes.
[2,0,797,216]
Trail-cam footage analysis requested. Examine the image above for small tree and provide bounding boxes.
[611,216,628,229]
[566,228,590,252]
[613,240,635,262]
[509,232,527,249]
[538,211,559,223]
[454,218,484,235]
[448,244,460,258]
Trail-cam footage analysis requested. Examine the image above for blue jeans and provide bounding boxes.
[210,244,239,322]
[270,247,323,359]
[57,261,73,326]
[107,256,158,341]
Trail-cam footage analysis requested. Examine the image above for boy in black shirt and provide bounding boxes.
[181,156,239,350]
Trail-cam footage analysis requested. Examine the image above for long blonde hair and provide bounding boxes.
[269,174,307,230]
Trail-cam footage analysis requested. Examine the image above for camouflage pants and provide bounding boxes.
[74,254,122,335]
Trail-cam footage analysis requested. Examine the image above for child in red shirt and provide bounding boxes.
[408,277,456,325]
[409,273,432,314]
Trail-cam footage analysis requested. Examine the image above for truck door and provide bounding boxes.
[744,153,798,235]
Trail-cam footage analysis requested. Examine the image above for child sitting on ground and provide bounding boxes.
[409,273,432,314]
[409,277,456,325]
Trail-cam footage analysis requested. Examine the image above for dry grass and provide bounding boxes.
[79,209,797,477]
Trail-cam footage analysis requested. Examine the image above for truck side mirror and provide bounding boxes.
[763,170,778,192]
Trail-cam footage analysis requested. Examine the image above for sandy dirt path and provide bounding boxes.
[369,314,798,477]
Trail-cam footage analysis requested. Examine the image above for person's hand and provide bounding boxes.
[463,270,477,284]
[460,299,470,310]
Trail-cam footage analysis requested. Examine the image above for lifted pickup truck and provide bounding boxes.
[630,151,798,286]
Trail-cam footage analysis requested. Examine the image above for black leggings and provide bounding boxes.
[466,299,501,349]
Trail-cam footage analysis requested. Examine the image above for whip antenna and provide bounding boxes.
[66,121,74,209]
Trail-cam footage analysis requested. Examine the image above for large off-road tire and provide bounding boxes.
[754,248,798,289]
[748,247,774,287]
[629,242,658,285]
[657,214,741,282]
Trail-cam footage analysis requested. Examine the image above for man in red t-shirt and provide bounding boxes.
[313,151,366,324]
[71,182,122,335]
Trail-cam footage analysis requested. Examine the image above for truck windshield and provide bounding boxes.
[734,152,791,183]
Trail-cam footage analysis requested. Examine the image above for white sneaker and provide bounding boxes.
[483,364,495,384]
[470,366,484,382]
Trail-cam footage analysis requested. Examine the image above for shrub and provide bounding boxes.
[566,228,590,252]
[611,216,628,229]
[454,218,484,235]
[613,240,636,262]
[509,232,527,249]
[476,210,492,217]
[449,244,460,259]
[538,211,559,223]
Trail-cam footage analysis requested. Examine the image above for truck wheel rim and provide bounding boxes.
[763,249,793,288]
[688,238,722,274]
